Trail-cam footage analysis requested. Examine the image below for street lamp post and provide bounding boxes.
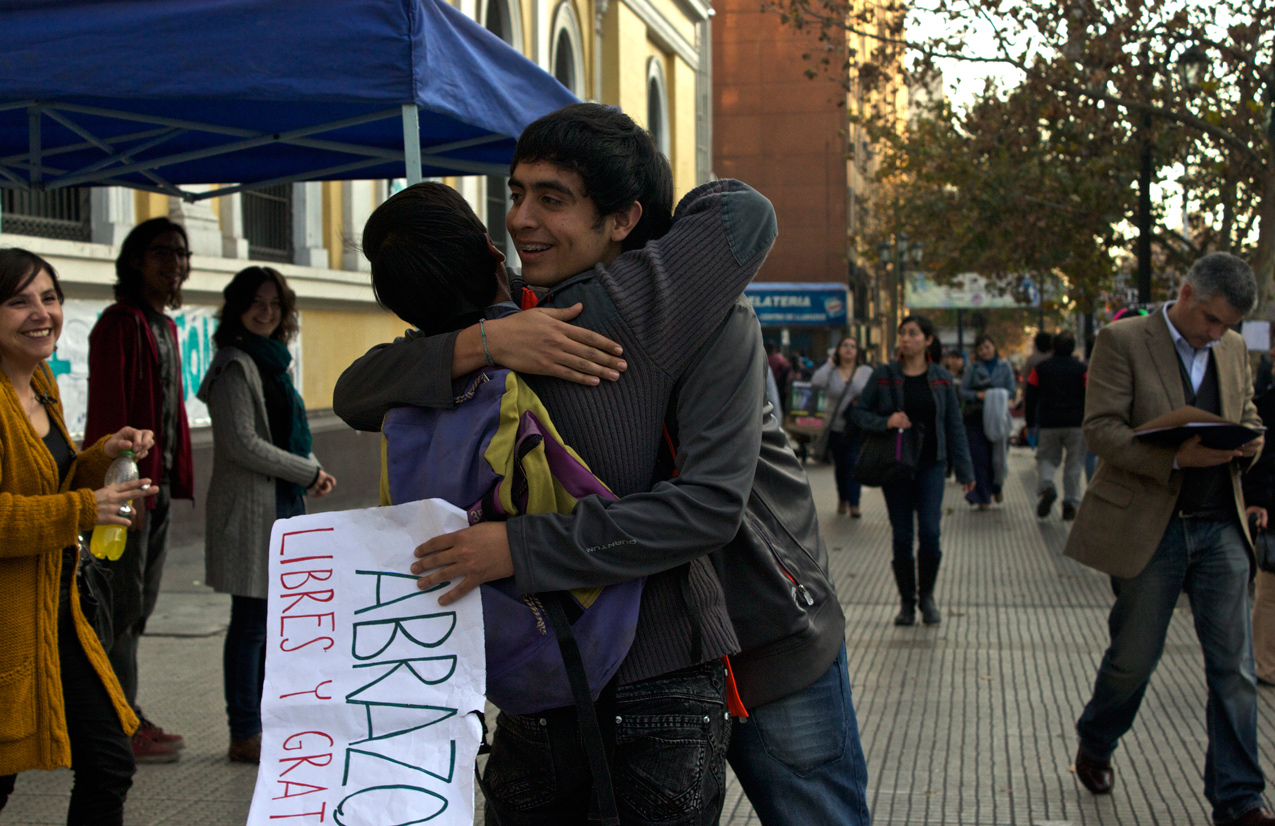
[878,235,923,357]
[1136,45,1208,305]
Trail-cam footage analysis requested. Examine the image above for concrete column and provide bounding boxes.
[293,181,327,268]
[217,192,249,259]
[89,187,135,247]
[167,186,222,257]
[341,181,372,272]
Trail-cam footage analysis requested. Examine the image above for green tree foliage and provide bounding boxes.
[774,0,1275,306]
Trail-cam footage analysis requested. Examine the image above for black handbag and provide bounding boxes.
[1250,515,1275,574]
[853,374,925,487]
[75,537,115,652]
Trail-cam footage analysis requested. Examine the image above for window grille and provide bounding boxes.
[242,184,294,263]
[1,187,91,242]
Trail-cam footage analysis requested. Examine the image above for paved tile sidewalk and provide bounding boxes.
[7,449,1275,824]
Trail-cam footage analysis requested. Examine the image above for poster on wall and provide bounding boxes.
[246,498,485,826]
[53,299,301,436]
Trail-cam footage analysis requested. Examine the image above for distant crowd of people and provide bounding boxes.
[3,100,1275,826]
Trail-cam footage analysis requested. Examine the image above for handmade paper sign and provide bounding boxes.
[246,498,484,826]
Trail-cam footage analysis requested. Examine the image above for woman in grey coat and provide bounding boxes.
[196,267,335,764]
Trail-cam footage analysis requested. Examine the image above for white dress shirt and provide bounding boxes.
[1162,302,1215,393]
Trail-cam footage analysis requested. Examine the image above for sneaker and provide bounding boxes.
[229,733,262,764]
[137,713,184,750]
[1062,502,1077,521]
[132,730,180,763]
[1037,487,1057,518]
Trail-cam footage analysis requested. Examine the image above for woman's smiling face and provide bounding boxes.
[0,268,62,370]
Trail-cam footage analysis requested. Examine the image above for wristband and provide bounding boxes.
[478,318,495,367]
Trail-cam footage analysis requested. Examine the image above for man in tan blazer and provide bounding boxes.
[1065,253,1272,826]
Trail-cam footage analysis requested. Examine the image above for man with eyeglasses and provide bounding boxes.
[84,218,195,764]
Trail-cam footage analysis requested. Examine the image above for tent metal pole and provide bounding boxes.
[401,104,422,185]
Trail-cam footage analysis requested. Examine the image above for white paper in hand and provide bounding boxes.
[246,498,484,826]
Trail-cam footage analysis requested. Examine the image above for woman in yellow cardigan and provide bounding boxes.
[0,248,157,825]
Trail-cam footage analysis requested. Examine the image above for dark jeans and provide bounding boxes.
[829,429,862,508]
[881,460,946,564]
[223,493,303,741]
[224,596,268,740]
[0,597,135,825]
[1077,517,1264,823]
[963,414,998,505]
[104,482,171,709]
[482,661,731,826]
[727,644,870,825]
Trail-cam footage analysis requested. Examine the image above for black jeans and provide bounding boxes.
[0,597,135,825]
[104,482,171,709]
[482,660,731,826]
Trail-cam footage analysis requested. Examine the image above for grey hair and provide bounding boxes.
[1186,252,1257,314]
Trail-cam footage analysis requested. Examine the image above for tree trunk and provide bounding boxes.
[1255,163,1275,315]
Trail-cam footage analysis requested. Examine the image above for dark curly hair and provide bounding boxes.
[0,248,63,305]
[115,217,189,309]
[213,266,299,347]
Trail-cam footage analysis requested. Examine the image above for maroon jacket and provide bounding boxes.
[83,300,193,505]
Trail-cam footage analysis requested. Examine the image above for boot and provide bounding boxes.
[891,559,916,626]
[917,553,942,625]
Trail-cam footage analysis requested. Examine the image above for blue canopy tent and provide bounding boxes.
[0,0,578,202]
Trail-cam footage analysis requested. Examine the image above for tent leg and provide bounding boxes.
[401,104,422,185]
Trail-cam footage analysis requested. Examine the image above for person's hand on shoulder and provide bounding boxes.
[482,304,627,385]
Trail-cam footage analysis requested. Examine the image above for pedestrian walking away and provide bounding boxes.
[0,248,159,826]
[1024,330,1087,520]
[960,334,1016,508]
[853,314,974,627]
[811,336,873,517]
[1066,252,1274,826]
[196,266,336,765]
[83,218,195,763]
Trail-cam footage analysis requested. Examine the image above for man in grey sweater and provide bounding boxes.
[336,104,868,825]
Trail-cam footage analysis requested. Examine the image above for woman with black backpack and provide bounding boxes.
[852,315,974,626]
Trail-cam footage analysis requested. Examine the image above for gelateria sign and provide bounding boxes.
[247,499,485,826]
[745,283,850,326]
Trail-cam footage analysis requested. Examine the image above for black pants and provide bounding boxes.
[483,660,731,826]
[0,599,135,825]
[104,482,171,708]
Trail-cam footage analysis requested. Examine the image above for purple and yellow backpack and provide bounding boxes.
[380,367,644,716]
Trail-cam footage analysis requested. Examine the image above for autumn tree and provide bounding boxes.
[774,0,1275,307]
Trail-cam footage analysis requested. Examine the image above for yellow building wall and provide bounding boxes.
[323,181,343,271]
[299,308,409,410]
[668,55,696,199]
[135,191,168,223]
[645,0,696,43]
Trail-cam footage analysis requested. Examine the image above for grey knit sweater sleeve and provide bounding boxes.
[507,300,765,593]
[597,179,776,380]
[332,329,460,432]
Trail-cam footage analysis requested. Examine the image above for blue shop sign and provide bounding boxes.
[745,283,849,326]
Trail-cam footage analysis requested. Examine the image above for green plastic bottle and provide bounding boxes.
[90,449,137,561]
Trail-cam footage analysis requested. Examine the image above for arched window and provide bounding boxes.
[549,2,585,97]
[646,58,670,156]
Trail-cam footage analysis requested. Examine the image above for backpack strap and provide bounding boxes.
[544,593,621,826]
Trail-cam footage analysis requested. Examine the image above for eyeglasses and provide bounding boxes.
[146,245,192,262]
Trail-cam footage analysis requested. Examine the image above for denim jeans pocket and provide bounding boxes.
[483,712,557,812]
[752,666,848,775]
[613,712,720,823]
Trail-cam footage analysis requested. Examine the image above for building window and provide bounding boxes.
[242,184,294,263]
[482,0,520,47]
[550,2,584,96]
[646,58,670,156]
[1,187,90,242]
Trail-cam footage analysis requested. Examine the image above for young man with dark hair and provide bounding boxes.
[337,103,869,825]
[84,217,195,763]
[1025,331,1087,519]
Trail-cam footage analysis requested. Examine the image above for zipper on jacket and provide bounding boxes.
[746,512,814,607]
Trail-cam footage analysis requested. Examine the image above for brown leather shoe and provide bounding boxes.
[228,733,262,764]
[1074,748,1113,794]
[1219,808,1275,826]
